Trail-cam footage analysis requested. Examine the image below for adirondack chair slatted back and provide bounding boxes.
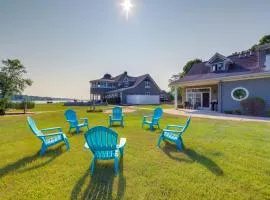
[180,116,191,134]
[85,126,118,157]
[112,107,122,119]
[65,109,78,125]
[27,116,45,142]
[152,108,163,123]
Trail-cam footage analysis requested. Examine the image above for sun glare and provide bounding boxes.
[121,0,134,20]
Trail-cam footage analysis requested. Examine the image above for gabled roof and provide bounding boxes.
[107,74,161,94]
[170,48,268,86]
[207,52,227,63]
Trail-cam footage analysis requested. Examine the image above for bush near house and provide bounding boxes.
[266,109,270,117]
[240,97,266,116]
[224,110,233,114]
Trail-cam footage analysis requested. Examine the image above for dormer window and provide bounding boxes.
[212,62,225,72]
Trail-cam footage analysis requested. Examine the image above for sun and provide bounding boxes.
[121,0,134,20]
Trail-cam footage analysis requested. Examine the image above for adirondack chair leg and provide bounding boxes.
[150,124,154,131]
[142,121,144,128]
[64,138,70,150]
[68,127,71,133]
[114,156,119,175]
[157,134,164,148]
[121,120,124,127]
[40,144,47,156]
[179,137,185,150]
[76,127,80,134]
[90,158,96,175]
[176,139,183,151]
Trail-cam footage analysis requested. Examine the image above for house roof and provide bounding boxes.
[171,48,270,86]
[106,74,161,94]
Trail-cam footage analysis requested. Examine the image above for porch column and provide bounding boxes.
[218,82,222,112]
[174,87,178,109]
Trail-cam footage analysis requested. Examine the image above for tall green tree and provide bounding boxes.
[169,59,202,104]
[250,34,270,50]
[258,35,270,45]
[0,59,33,114]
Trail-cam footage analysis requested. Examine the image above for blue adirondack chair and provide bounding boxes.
[27,116,70,156]
[157,116,191,151]
[84,126,126,175]
[109,106,124,127]
[64,109,89,134]
[142,107,163,131]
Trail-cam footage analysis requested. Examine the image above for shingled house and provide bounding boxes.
[170,43,270,113]
[90,71,161,105]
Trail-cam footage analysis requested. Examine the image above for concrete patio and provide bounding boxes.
[163,108,270,123]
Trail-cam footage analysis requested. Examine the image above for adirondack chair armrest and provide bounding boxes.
[162,129,183,135]
[84,142,89,149]
[80,118,88,124]
[67,120,76,123]
[41,127,62,133]
[117,138,126,149]
[166,125,184,130]
[143,115,152,120]
[39,133,64,137]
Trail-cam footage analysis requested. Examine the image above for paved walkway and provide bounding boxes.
[162,108,270,123]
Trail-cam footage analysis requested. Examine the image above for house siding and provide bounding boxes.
[221,78,270,112]
[122,79,161,104]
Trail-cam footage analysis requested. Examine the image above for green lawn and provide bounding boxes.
[1,105,270,199]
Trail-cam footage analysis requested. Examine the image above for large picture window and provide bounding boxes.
[231,87,249,101]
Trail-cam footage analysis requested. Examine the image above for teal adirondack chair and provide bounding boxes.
[64,109,89,134]
[157,116,191,151]
[142,107,163,131]
[84,126,126,175]
[27,116,70,156]
[109,106,124,127]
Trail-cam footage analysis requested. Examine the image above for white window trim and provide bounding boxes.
[185,87,211,109]
[231,87,249,101]
[145,81,150,88]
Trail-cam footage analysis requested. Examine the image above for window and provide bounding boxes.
[265,54,270,71]
[231,87,249,101]
[145,92,150,95]
[145,81,150,88]
[212,62,225,72]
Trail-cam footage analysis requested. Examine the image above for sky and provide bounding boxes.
[0,0,269,99]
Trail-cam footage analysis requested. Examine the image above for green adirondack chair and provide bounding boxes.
[142,107,163,131]
[84,126,126,175]
[27,116,70,156]
[157,116,191,151]
[109,106,124,127]
[64,109,89,134]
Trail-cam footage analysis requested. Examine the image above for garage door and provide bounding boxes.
[126,95,160,105]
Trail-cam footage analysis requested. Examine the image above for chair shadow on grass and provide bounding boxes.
[162,142,224,176]
[0,144,65,178]
[71,158,126,200]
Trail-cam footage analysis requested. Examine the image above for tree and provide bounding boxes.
[0,59,33,115]
[181,59,202,77]
[259,35,270,45]
[168,59,202,105]
[250,34,270,50]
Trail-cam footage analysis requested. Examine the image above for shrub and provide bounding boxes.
[266,109,270,117]
[233,109,242,115]
[87,109,103,113]
[177,104,184,109]
[224,110,233,114]
[240,97,265,116]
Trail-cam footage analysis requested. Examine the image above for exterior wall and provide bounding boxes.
[221,78,270,112]
[183,85,218,102]
[122,79,161,104]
